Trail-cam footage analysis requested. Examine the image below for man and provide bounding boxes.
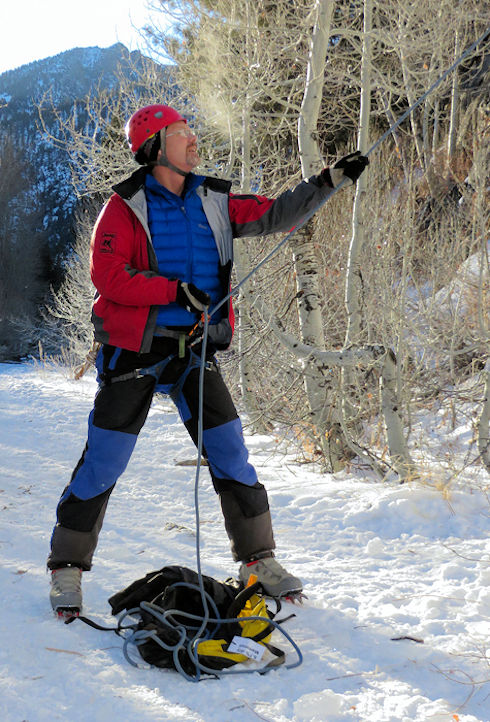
[48,104,368,615]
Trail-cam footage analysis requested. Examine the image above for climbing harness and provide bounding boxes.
[98,348,216,398]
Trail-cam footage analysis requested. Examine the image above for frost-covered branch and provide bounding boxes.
[281,334,415,480]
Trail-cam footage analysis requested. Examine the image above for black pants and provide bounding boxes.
[48,338,275,570]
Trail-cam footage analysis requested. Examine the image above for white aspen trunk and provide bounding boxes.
[295,0,334,353]
[294,0,346,468]
[297,0,334,177]
[344,0,372,347]
[478,359,490,473]
[473,128,488,471]
[291,228,325,352]
[379,350,415,481]
[340,0,372,434]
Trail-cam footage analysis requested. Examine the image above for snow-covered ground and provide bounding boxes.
[0,362,488,722]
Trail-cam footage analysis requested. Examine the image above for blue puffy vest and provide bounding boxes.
[145,173,223,327]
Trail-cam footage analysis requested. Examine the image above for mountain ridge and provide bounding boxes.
[0,42,139,78]
[0,43,169,359]
[0,42,167,264]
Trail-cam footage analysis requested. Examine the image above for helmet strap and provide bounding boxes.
[152,128,189,177]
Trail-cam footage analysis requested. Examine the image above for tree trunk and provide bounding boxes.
[341,0,372,434]
[380,349,415,481]
[297,0,334,177]
[478,359,490,473]
[294,0,347,469]
[344,0,372,348]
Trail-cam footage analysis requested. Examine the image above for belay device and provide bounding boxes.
[67,565,302,680]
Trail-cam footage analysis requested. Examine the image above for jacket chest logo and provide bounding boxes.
[100,233,115,254]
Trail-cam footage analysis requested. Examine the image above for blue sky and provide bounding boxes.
[0,0,170,74]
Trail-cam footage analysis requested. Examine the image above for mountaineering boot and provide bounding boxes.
[49,566,82,616]
[239,554,303,598]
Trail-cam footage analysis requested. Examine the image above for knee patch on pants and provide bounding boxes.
[57,486,114,532]
[213,478,269,517]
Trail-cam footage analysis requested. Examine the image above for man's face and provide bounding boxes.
[163,121,200,172]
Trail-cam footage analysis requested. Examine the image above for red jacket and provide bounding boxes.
[91,168,333,352]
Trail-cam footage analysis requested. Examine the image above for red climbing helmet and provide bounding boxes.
[125,104,186,154]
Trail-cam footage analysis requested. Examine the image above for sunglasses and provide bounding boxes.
[166,128,195,139]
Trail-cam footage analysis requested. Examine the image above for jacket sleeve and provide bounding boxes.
[90,194,178,306]
[228,172,334,238]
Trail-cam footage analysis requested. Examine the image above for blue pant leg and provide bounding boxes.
[64,409,137,501]
[169,363,274,561]
[168,361,258,486]
[203,417,258,486]
[48,371,156,570]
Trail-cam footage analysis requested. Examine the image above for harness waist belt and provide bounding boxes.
[100,353,216,388]
[154,327,193,339]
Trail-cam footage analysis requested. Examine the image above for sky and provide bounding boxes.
[0,0,170,75]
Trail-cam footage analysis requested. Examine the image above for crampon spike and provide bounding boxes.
[56,608,80,620]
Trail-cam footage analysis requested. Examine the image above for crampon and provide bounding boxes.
[55,607,80,620]
[282,591,307,605]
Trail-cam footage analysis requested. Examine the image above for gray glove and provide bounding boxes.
[323,151,369,188]
[176,281,211,314]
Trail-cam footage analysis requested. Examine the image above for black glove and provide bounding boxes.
[323,151,369,188]
[175,281,211,314]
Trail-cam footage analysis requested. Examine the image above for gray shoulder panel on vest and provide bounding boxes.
[125,187,150,238]
[123,189,159,272]
[197,186,233,266]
